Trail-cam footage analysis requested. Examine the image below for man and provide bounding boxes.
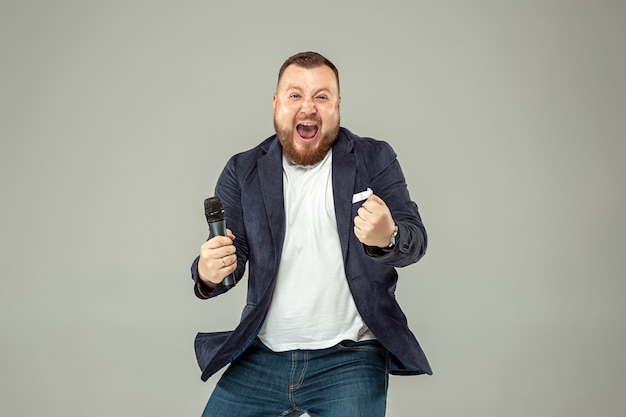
[191,51,431,417]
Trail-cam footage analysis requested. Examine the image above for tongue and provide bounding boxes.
[297,124,318,139]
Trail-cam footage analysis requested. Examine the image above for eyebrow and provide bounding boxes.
[283,85,333,95]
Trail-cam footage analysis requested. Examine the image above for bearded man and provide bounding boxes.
[191,51,431,417]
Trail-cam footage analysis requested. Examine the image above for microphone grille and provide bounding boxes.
[204,197,225,222]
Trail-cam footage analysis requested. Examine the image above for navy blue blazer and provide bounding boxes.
[191,127,431,381]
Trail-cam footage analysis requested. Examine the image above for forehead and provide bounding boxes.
[278,65,339,92]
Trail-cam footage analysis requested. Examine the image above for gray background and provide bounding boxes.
[1,1,624,416]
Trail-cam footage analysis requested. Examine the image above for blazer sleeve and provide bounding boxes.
[190,155,250,299]
[359,141,427,268]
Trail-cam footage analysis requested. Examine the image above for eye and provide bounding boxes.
[316,94,328,100]
[289,93,301,99]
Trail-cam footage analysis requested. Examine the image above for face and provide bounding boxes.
[273,64,341,165]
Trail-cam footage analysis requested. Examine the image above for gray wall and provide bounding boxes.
[1,1,624,416]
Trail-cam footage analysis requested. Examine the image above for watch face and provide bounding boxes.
[389,226,398,247]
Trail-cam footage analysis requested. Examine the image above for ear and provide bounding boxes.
[272,93,277,116]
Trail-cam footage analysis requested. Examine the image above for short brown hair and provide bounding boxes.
[277,51,340,92]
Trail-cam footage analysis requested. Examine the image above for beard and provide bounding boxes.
[274,118,340,166]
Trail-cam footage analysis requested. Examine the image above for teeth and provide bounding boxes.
[300,122,315,126]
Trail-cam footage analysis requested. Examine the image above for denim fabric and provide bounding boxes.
[201,339,390,417]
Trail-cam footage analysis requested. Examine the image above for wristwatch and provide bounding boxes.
[387,225,399,249]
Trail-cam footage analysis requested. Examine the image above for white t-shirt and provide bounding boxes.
[257,150,375,351]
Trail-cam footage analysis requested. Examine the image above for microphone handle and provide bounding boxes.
[208,219,236,289]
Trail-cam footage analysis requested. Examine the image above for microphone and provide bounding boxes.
[204,196,236,289]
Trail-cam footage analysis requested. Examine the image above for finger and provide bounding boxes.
[357,205,384,226]
[353,214,370,229]
[356,206,370,221]
[200,243,235,272]
[219,245,236,260]
[353,217,363,232]
[353,224,371,245]
[363,193,385,206]
[220,253,237,268]
[359,195,385,213]
[366,193,384,204]
[213,254,232,272]
[203,235,233,250]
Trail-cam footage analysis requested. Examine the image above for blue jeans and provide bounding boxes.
[201,339,390,417]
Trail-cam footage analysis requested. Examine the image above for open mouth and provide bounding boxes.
[296,122,319,140]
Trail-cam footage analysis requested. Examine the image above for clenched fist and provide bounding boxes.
[353,194,396,248]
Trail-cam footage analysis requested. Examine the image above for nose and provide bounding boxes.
[300,97,317,115]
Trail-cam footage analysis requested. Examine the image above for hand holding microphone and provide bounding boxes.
[198,197,237,289]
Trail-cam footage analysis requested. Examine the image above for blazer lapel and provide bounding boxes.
[258,138,286,262]
[332,131,356,262]
[257,132,356,266]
